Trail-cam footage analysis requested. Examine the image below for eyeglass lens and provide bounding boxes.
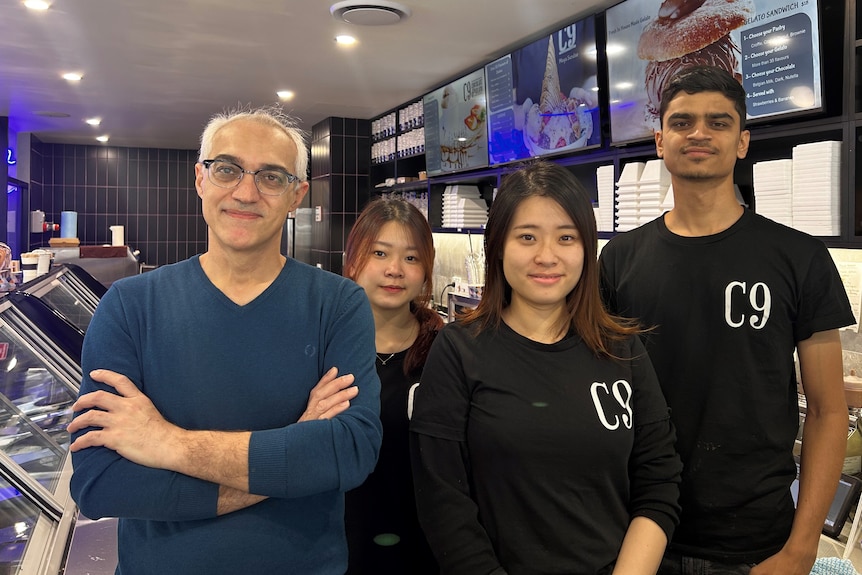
[206,160,292,196]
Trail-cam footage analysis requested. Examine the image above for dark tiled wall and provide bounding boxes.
[309,117,371,274]
[28,138,205,267]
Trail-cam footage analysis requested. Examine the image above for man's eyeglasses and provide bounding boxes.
[201,159,300,197]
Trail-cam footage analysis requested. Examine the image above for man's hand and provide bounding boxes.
[750,544,816,575]
[67,369,180,470]
[298,366,358,422]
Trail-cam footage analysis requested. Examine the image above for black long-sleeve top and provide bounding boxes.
[410,321,682,575]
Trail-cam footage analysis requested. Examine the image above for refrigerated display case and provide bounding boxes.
[14,265,103,336]
[0,295,81,574]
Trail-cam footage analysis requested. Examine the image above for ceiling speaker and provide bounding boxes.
[330,1,411,26]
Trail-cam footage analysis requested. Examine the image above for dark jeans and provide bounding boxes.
[658,552,756,575]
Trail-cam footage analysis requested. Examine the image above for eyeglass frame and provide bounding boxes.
[200,158,301,197]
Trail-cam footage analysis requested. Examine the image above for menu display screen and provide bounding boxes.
[605,0,823,145]
[485,15,601,165]
[423,68,489,176]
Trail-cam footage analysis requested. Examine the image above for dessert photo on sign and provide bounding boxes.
[425,67,489,174]
[485,16,601,166]
[507,18,601,162]
[514,36,595,155]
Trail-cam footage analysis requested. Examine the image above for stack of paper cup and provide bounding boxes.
[33,249,52,275]
[20,252,39,282]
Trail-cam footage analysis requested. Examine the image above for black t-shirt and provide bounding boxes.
[345,348,437,575]
[600,209,855,562]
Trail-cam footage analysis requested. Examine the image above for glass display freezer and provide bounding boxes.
[14,264,105,337]
[0,294,81,574]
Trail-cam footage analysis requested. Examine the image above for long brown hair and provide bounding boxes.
[345,198,443,374]
[462,161,639,357]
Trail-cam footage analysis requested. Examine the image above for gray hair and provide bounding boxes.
[198,104,309,181]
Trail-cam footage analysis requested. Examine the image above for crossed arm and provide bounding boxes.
[68,366,359,515]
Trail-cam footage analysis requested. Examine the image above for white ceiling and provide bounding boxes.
[0,0,614,151]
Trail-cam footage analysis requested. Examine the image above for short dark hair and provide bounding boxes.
[659,65,747,130]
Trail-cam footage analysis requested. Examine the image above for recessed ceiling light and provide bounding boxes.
[23,0,50,10]
[96,135,109,143]
[62,72,83,82]
[335,35,357,45]
[85,117,101,126]
[277,90,295,100]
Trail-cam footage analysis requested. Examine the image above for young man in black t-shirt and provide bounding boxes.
[600,65,854,575]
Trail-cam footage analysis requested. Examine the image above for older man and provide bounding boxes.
[68,106,381,574]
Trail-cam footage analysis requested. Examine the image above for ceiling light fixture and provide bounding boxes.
[277,90,295,100]
[335,35,357,45]
[85,117,101,126]
[23,0,50,10]
[330,1,411,26]
[96,135,109,143]
[62,72,83,82]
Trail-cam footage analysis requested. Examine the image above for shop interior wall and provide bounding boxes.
[27,137,205,267]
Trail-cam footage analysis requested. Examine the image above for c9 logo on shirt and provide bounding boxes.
[725,281,771,330]
[590,380,633,431]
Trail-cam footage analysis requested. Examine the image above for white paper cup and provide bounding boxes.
[21,253,38,282]
[110,225,124,246]
[35,251,51,275]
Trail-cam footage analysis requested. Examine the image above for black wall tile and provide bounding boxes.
[344,118,358,137]
[330,117,344,137]
[331,175,344,213]
[357,138,370,173]
[329,214,344,249]
[73,158,84,185]
[331,137,344,174]
[345,137,357,174]
[95,188,108,213]
[329,252,343,276]
[357,120,370,138]
[106,188,118,213]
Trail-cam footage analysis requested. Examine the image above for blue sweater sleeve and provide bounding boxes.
[247,288,383,498]
[71,286,220,521]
